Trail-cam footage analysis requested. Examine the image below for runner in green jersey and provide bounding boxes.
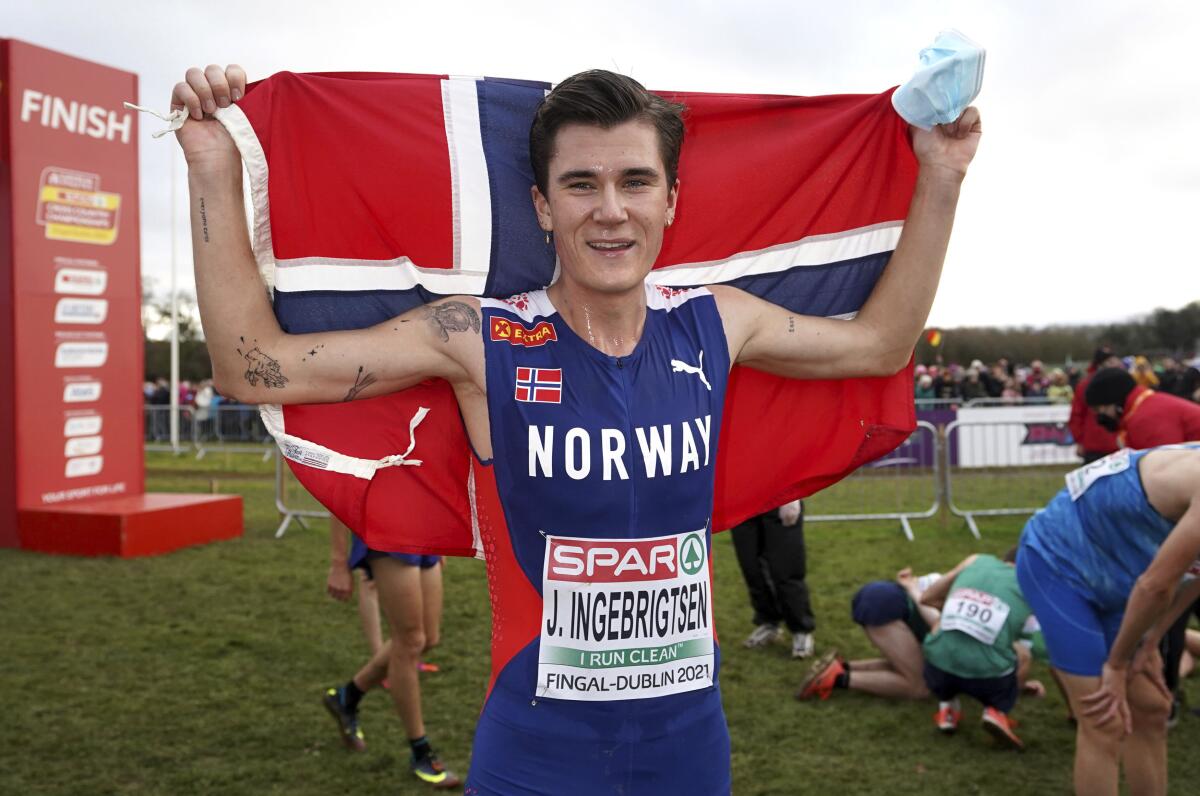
[919,553,1031,748]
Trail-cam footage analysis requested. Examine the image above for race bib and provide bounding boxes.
[1065,449,1131,501]
[940,588,1011,646]
[536,529,714,702]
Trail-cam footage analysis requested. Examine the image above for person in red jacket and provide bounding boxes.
[1068,348,1121,463]
[1085,368,1200,449]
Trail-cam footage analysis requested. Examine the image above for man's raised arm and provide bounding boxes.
[173,65,479,406]
[715,107,982,380]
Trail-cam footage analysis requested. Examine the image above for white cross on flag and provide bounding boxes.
[515,367,562,404]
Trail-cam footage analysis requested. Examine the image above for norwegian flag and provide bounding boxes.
[224,72,919,556]
[515,367,562,404]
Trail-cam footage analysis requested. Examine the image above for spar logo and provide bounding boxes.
[490,316,557,347]
[679,533,705,576]
[548,533,707,583]
[1021,423,1074,447]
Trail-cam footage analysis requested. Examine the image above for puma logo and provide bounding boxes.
[670,350,712,392]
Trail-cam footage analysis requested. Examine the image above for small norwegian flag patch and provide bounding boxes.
[515,367,562,404]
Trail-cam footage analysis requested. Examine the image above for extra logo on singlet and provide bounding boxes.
[490,316,557,347]
[536,529,714,702]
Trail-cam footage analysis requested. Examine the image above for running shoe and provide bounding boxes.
[981,707,1024,750]
[796,649,844,700]
[322,686,366,752]
[934,700,961,734]
[744,623,782,649]
[791,632,815,659]
[412,754,463,790]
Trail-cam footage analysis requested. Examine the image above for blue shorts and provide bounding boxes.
[923,662,1018,713]
[1016,541,1124,676]
[348,534,441,579]
[851,581,930,641]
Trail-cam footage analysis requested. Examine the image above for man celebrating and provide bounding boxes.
[172,64,979,793]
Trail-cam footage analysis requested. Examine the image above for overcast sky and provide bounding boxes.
[8,0,1200,328]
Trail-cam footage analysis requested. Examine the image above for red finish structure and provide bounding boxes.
[18,494,243,557]
[1,40,241,555]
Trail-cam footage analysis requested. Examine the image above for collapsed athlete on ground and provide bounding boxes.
[172,63,980,794]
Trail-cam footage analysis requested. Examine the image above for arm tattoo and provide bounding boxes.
[787,316,795,334]
[236,337,288,389]
[423,301,480,342]
[343,366,378,402]
[199,198,210,243]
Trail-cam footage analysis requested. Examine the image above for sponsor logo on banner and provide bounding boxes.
[537,529,714,702]
[1021,423,1073,446]
[490,316,557,347]
[65,455,104,478]
[54,298,108,324]
[63,381,102,402]
[64,415,103,437]
[54,267,108,296]
[515,367,562,404]
[55,341,108,368]
[35,167,121,245]
[65,436,103,457]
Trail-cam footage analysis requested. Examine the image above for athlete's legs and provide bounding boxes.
[352,639,391,691]
[761,508,816,634]
[1057,670,1121,796]
[371,557,428,739]
[355,570,385,655]
[731,515,782,627]
[420,562,443,651]
[848,621,930,699]
[1122,671,1170,796]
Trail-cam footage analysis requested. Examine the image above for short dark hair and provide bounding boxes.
[1091,346,1117,368]
[529,70,686,195]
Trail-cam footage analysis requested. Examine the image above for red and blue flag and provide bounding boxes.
[222,72,919,556]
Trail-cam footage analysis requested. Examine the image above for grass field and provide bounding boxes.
[3,450,1199,795]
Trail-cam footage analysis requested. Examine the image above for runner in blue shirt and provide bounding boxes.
[1018,444,1200,796]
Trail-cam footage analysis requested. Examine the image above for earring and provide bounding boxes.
[544,231,551,245]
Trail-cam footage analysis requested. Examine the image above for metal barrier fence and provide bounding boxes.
[944,418,1075,539]
[193,404,273,460]
[143,405,194,453]
[255,411,1078,543]
[144,404,273,460]
[274,451,330,537]
[805,420,940,541]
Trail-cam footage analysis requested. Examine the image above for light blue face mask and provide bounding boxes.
[892,29,986,130]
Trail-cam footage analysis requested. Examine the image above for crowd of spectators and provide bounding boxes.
[142,377,263,441]
[914,353,1200,406]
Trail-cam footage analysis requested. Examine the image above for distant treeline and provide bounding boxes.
[916,301,1200,366]
[145,339,212,382]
